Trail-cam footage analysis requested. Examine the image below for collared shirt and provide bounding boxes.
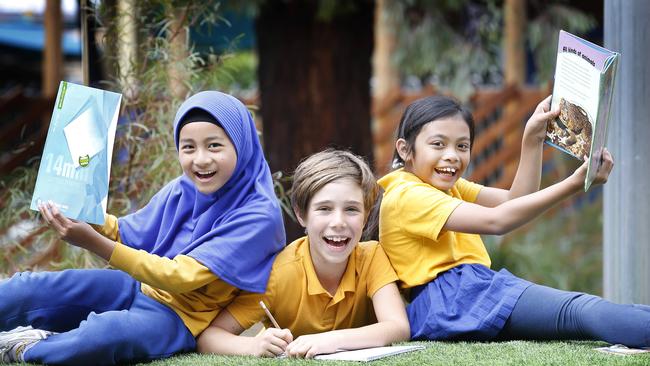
[227,236,398,336]
[378,169,491,289]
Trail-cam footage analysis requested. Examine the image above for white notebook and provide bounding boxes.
[314,345,425,362]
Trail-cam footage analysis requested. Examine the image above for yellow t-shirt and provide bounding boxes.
[227,237,398,337]
[98,215,239,336]
[378,169,491,289]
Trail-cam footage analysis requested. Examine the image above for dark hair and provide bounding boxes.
[175,107,222,150]
[391,95,475,169]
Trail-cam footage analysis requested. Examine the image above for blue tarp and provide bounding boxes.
[0,20,81,56]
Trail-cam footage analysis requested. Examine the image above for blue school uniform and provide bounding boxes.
[0,91,285,365]
[407,264,531,340]
[380,169,650,346]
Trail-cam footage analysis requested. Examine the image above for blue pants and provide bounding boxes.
[0,269,196,365]
[497,284,650,348]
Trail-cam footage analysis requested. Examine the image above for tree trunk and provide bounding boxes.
[372,0,399,176]
[502,0,526,186]
[603,0,650,304]
[117,0,137,99]
[168,6,189,100]
[256,0,375,241]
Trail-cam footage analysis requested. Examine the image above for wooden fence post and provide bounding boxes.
[43,0,62,99]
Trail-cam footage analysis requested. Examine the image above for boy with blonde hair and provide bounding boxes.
[198,149,410,358]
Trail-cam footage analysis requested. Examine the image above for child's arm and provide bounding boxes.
[284,282,410,359]
[38,202,215,292]
[446,149,613,235]
[197,308,293,357]
[39,201,116,260]
[108,243,215,292]
[475,96,560,207]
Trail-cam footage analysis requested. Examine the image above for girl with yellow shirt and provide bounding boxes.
[378,95,650,347]
[0,91,285,364]
[198,149,410,358]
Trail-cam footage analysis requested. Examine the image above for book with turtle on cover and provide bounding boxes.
[546,30,620,191]
[30,81,122,225]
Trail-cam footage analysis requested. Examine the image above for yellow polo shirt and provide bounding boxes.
[97,214,239,336]
[227,237,398,337]
[378,169,491,289]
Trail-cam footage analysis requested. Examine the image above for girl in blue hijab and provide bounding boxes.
[0,91,286,365]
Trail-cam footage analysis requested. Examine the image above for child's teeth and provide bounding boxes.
[327,236,346,242]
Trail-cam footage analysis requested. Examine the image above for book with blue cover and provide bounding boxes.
[30,81,122,225]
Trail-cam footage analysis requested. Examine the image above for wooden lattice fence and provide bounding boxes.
[372,84,554,188]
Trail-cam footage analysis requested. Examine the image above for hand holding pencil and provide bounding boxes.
[253,300,293,357]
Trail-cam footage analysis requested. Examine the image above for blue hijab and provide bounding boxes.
[118,91,286,293]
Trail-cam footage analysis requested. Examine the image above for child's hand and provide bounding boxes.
[523,95,560,143]
[38,201,98,249]
[590,148,614,186]
[285,333,339,359]
[251,328,293,357]
[569,148,614,188]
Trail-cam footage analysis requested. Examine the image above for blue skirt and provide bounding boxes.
[407,263,532,341]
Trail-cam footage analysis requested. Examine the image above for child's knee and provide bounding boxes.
[0,272,42,308]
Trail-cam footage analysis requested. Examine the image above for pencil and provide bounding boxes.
[259,300,281,328]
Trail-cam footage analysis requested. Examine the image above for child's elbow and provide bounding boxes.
[488,222,511,236]
[482,215,515,236]
[196,326,225,354]
[196,335,212,354]
[392,318,411,342]
[399,321,411,342]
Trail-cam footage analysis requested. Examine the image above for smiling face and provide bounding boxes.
[297,178,365,269]
[178,121,237,194]
[397,114,471,191]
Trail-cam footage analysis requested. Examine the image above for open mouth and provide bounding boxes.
[323,236,350,249]
[434,167,457,177]
[194,170,216,180]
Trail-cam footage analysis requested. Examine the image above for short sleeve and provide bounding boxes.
[365,245,399,297]
[455,178,483,203]
[395,183,463,241]
[226,271,277,330]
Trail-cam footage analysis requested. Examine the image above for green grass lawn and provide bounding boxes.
[7,340,650,365]
[131,341,648,366]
